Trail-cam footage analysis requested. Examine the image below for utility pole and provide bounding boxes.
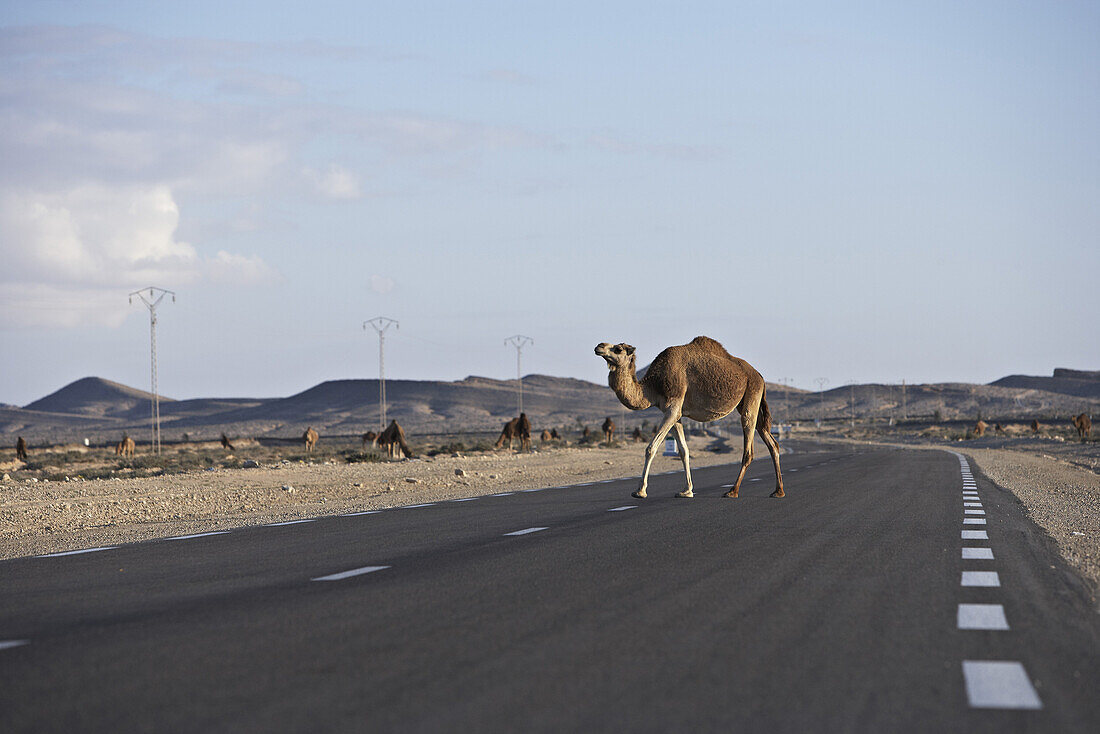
[129,287,175,455]
[364,317,398,431]
[849,381,856,429]
[504,335,533,415]
[901,379,907,420]
[815,377,829,420]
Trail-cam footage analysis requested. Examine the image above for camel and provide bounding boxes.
[303,427,319,453]
[15,436,27,461]
[115,435,135,459]
[540,429,553,443]
[632,426,644,442]
[973,420,988,438]
[550,428,560,440]
[602,417,616,445]
[994,423,1006,435]
[220,433,235,451]
[494,414,532,451]
[1073,413,1092,440]
[595,336,783,499]
[581,426,590,441]
[361,431,379,450]
[1030,419,1041,434]
[377,420,414,459]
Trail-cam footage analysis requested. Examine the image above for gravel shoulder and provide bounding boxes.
[0,441,743,561]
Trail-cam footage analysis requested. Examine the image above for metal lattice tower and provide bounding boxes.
[815,377,829,419]
[364,317,398,431]
[504,335,533,415]
[129,287,175,455]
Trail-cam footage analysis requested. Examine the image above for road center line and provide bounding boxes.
[965,509,986,515]
[958,604,1009,630]
[961,571,1001,587]
[504,527,548,536]
[963,518,987,525]
[312,565,391,582]
[608,506,638,512]
[0,640,30,651]
[962,530,989,540]
[962,547,994,559]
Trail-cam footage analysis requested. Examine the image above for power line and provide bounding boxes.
[364,317,399,431]
[129,287,175,455]
[504,335,533,415]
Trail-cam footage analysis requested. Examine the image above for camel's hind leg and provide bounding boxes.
[723,408,756,498]
[671,421,693,498]
[635,405,682,499]
[757,424,785,498]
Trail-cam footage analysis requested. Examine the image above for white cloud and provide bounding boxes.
[369,275,396,294]
[0,185,275,328]
[304,164,362,199]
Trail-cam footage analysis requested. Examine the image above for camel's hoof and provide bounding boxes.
[675,491,693,499]
[770,488,785,498]
[631,490,647,499]
[723,491,739,498]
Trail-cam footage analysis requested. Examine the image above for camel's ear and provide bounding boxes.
[624,344,635,355]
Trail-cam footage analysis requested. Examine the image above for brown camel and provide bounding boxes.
[115,435,135,459]
[550,428,560,440]
[15,436,28,461]
[1030,419,1041,434]
[303,427,319,453]
[377,420,414,459]
[1073,413,1092,440]
[994,423,1006,435]
[632,426,644,442]
[581,426,590,441]
[220,433,235,451]
[540,429,553,443]
[602,417,616,445]
[494,413,532,451]
[973,420,988,438]
[595,337,784,499]
[361,431,378,450]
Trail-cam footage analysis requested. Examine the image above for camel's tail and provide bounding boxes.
[756,394,773,435]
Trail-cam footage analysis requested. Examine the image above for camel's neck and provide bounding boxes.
[608,365,651,411]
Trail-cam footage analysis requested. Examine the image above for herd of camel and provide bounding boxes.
[7,336,1096,501]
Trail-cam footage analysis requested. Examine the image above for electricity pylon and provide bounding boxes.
[129,287,175,455]
[364,317,398,431]
[504,335,533,415]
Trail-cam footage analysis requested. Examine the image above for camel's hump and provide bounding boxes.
[690,335,728,352]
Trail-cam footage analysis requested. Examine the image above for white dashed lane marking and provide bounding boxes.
[962,547,994,560]
[267,519,315,526]
[38,546,116,558]
[491,492,516,497]
[962,661,1043,709]
[958,604,1010,630]
[0,640,30,651]
[312,565,391,582]
[962,530,989,540]
[962,571,1001,587]
[503,527,548,536]
[342,510,382,516]
[965,509,986,515]
[450,498,479,502]
[964,502,982,507]
[400,503,436,509]
[608,506,637,512]
[963,518,987,525]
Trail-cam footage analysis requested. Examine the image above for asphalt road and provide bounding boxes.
[1,442,1097,733]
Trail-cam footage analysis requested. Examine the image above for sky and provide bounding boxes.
[1,1,1097,405]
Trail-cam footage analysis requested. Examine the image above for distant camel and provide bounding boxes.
[115,435,135,459]
[1030,419,1041,434]
[15,436,27,461]
[377,420,414,459]
[494,414,532,451]
[973,420,988,437]
[550,428,560,440]
[994,423,1006,435]
[220,433,235,451]
[361,431,378,450]
[602,417,616,445]
[581,426,590,441]
[632,427,644,442]
[596,337,783,499]
[303,427,319,453]
[1073,413,1092,440]
[540,429,553,443]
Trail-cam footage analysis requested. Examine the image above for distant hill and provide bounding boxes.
[989,368,1100,400]
[23,377,169,417]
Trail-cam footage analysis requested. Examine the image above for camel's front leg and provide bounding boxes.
[671,421,693,497]
[635,407,681,499]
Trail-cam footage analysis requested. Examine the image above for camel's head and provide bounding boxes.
[595,342,636,371]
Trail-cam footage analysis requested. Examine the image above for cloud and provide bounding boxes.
[0,185,276,327]
[369,275,396,294]
[304,164,362,199]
